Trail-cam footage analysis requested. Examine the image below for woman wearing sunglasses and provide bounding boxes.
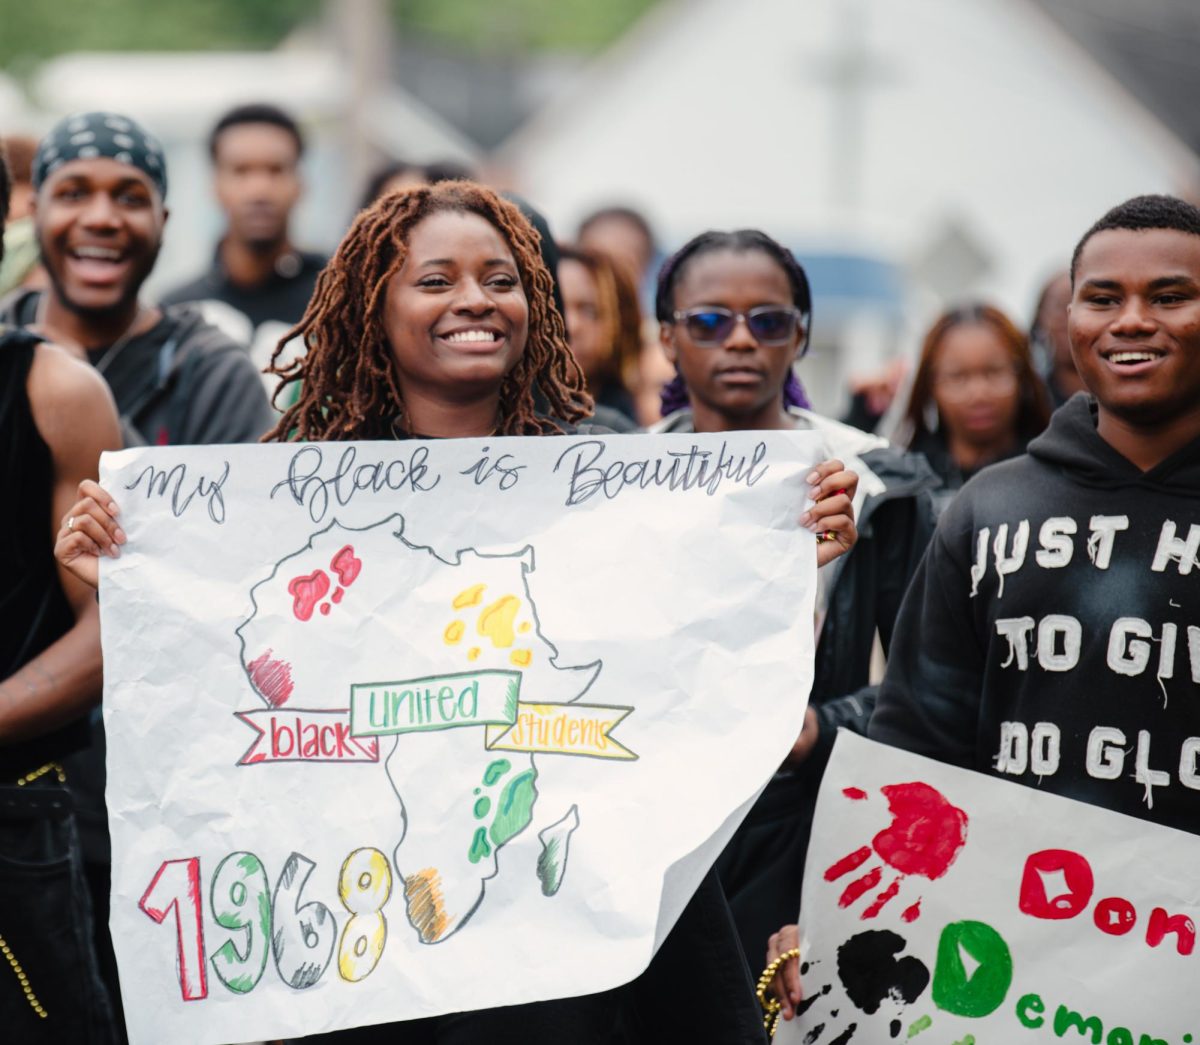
[898,303,1052,515]
[652,228,940,976]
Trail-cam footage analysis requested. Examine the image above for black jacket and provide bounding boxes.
[908,427,1030,516]
[871,394,1200,833]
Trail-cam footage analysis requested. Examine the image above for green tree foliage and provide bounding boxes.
[0,0,658,68]
[0,0,319,67]
[390,0,658,51]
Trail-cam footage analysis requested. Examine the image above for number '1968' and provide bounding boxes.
[138,847,392,1001]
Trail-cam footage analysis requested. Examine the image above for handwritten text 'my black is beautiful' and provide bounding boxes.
[268,439,770,521]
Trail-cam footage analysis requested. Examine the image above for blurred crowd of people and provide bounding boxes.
[5,100,1200,1045]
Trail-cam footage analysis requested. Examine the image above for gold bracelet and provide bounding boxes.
[755,946,800,1038]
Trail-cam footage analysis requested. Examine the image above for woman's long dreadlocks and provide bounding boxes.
[264,181,593,442]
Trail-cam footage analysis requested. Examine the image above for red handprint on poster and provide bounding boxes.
[825,782,968,921]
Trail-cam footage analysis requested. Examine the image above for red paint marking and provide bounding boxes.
[842,787,868,801]
[1094,897,1135,936]
[331,545,362,587]
[288,570,330,622]
[319,602,331,615]
[825,846,873,882]
[838,866,882,909]
[862,877,901,919]
[138,858,207,1000]
[331,587,344,604]
[1019,849,1094,919]
[901,899,921,923]
[872,781,968,881]
[246,649,295,708]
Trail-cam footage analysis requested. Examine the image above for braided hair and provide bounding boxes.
[265,181,593,441]
[654,229,812,417]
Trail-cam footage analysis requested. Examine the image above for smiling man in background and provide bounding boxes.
[0,111,272,445]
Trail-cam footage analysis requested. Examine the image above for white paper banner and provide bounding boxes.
[784,731,1200,1045]
[99,431,821,1044]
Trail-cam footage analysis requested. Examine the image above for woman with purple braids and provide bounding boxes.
[652,229,940,976]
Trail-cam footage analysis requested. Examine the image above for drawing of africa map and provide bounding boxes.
[234,514,636,944]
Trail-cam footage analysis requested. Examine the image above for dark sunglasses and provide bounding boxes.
[672,305,806,347]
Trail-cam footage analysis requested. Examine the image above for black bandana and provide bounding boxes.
[32,111,167,199]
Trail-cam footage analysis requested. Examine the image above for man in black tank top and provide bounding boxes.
[0,144,123,1044]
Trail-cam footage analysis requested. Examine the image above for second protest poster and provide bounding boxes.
[786,731,1200,1044]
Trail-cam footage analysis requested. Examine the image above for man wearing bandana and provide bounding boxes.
[0,111,273,447]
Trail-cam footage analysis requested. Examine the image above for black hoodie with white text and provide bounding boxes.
[871,394,1200,832]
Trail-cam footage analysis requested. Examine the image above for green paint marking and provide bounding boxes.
[483,758,511,786]
[225,972,258,993]
[490,769,538,847]
[906,1014,932,1038]
[952,1037,975,1045]
[468,827,492,864]
[235,853,261,874]
[932,920,1013,1018]
[503,675,521,718]
[473,796,492,819]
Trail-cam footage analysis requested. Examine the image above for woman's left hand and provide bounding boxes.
[801,459,858,568]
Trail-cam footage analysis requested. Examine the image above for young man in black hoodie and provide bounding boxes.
[870,194,1200,834]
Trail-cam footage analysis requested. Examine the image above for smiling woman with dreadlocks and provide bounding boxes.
[651,228,940,984]
[264,181,592,441]
[56,186,858,1043]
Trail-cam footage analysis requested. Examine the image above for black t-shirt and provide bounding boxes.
[161,247,326,332]
[0,326,88,779]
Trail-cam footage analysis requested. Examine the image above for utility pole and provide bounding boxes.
[332,0,391,195]
[804,0,890,220]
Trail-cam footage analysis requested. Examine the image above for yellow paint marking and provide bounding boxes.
[477,595,521,648]
[452,584,486,610]
[519,622,532,634]
[467,647,481,661]
[510,649,532,667]
[443,620,465,645]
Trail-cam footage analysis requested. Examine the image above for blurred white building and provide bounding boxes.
[499,0,1200,411]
